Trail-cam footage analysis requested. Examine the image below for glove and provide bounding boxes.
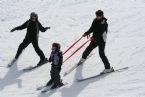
[83,33,91,39]
[83,33,88,37]
[10,28,16,32]
[45,27,51,30]
[90,37,96,43]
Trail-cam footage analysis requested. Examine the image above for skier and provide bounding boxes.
[46,43,64,89]
[8,12,50,67]
[79,10,114,74]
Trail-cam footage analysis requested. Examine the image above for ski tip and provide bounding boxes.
[76,79,82,82]
[7,64,12,68]
[7,66,10,68]
[63,73,67,77]
[41,90,46,93]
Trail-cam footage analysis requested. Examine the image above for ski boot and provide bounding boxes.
[46,80,53,86]
[100,67,114,74]
[37,58,49,67]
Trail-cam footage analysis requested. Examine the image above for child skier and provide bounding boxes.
[46,43,64,89]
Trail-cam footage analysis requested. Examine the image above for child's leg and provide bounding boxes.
[46,67,54,86]
[53,66,63,86]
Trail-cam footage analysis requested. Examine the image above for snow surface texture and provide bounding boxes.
[0,0,145,97]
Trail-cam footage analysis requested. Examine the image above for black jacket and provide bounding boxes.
[14,20,47,40]
[85,17,108,42]
[49,51,63,67]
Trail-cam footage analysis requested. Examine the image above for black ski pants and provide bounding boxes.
[47,66,62,86]
[15,38,45,60]
[82,41,111,69]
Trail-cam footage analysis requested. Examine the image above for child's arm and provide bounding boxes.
[48,54,52,62]
[59,51,63,66]
[53,51,63,66]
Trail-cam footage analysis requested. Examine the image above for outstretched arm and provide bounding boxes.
[83,19,95,36]
[38,22,50,32]
[11,20,29,32]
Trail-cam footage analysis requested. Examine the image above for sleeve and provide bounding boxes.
[59,52,63,66]
[84,19,95,35]
[105,22,108,33]
[102,21,108,42]
[38,22,47,32]
[48,55,52,62]
[14,20,29,30]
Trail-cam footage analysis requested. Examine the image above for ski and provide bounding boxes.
[63,54,93,77]
[37,85,47,91]
[36,85,52,91]
[22,65,39,71]
[77,67,129,82]
[22,59,49,72]
[7,59,17,68]
[7,64,14,68]
[37,84,54,91]
[41,83,68,93]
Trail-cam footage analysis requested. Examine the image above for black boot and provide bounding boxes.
[57,82,64,87]
[46,80,53,86]
[57,79,64,87]
[50,80,64,89]
[50,84,58,89]
[37,58,49,66]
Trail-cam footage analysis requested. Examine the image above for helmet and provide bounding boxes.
[96,10,104,16]
[52,43,61,51]
[30,12,38,19]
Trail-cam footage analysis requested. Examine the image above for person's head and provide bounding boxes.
[52,43,61,53]
[30,12,38,22]
[95,10,104,20]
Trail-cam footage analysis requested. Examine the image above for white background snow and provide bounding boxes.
[0,0,145,97]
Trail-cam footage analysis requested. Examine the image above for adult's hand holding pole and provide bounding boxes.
[10,28,16,32]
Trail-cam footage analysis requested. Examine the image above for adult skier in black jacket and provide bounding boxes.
[8,12,50,67]
[79,10,114,74]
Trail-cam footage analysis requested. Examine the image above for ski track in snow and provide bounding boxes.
[0,0,145,97]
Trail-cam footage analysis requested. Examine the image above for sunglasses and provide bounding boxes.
[31,17,37,19]
[52,47,56,51]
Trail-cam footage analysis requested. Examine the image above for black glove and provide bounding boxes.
[45,27,51,30]
[10,28,16,32]
[83,32,88,37]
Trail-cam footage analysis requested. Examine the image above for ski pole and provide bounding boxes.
[63,54,93,77]
[63,40,90,63]
[63,37,83,55]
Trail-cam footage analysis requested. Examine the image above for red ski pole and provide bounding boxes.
[63,37,83,55]
[63,40,90,63]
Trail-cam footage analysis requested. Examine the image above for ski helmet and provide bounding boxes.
[96,10,104,16]
[52,43,61,51]
[30,12,38,19]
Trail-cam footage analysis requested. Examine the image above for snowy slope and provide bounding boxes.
[0,0,145,97]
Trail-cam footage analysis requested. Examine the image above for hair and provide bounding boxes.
[30,12,38,19]
[52,43,61,51]
[95,10,104,16]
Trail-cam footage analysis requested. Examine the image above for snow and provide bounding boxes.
[0,0,145,97]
